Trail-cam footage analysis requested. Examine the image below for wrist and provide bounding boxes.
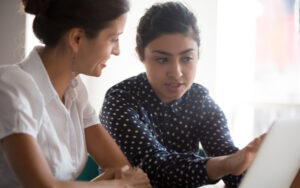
[223,153,235,175]
[206,155,231,181]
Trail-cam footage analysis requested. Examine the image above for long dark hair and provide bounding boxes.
[22,0,130,47]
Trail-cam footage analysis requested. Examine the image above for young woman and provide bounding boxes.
[0,0,151,187]
[100,2,265,187]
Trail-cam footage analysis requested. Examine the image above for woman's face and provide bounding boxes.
[142,33,198,104]
[75,14,127,77]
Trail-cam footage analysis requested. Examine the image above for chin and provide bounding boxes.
[92,67,103,77]
[169,91,185,98]
[94,72,102,77]
[87,71,102,77]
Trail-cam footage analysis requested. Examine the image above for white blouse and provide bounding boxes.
[0,47,100,185]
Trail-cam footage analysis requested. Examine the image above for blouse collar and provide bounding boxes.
[139,73,190,115]
[20,46,78,104]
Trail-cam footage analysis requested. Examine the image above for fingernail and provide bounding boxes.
[121,165,130,171]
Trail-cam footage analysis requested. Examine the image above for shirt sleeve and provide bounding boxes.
[198,95,243,187]
[0,66,43,140]
[76,76,100,128]
[100,89,216,187]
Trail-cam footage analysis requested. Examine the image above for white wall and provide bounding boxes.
[0,0,26,65]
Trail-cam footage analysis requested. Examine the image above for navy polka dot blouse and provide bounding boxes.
[100,73,242,187]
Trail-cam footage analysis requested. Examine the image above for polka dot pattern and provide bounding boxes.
[100,73,242,187]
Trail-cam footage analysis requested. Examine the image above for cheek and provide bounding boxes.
[145,66,163,88]
[184,64,197,82]
[94,41,112,58]
[146,65,164,80]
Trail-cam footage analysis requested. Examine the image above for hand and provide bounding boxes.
[92,165,133,181]
[91,168,117,181]
[93,165,151,188]
[117,166,152,188]
[227,133,266,175]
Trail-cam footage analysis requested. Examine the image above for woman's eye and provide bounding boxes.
[156,57,168,64]
[111,38,119,43]
[182,56,194,63]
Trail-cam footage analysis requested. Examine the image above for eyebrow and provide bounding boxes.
[152,48,195,56]
[110,31,123,37]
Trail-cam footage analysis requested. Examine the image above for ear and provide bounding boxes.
[135,47,144,63]
[68,28,85,53]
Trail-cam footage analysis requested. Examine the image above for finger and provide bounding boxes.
[137,184,152,188]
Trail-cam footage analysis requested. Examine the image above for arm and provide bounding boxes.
[206,133,266,180]
[85,124,151,187]
[1,134,124,188]
[85,124,129,170]
[197,95,243,187]
[198,95,266,187]
[0,69,150,187]
[100,90,215,187]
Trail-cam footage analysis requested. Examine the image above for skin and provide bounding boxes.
[141,33,198,104]
[291,170,300,188]
[1,14,151,188]
[139,33,266,182]
[42,15,126,101]
[206,133,266,181]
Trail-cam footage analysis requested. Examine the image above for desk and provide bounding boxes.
[200,181,231,188]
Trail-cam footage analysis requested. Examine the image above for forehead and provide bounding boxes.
[145,33,198,53]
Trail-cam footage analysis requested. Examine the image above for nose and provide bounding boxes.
[112,42,120,56]
[167,61,183,79]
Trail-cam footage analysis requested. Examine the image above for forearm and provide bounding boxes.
[2,134,124,188]
[206,155,231,181]
[54,179,122,188]
[206,134,266,186]
[85,124,130,170]
[138,151,215,187]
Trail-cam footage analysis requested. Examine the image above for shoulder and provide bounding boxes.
[0,64,42,100]
[0,64,31,85]
[105,73,146,98]
[0,65,44,139]
[186,83,209,101]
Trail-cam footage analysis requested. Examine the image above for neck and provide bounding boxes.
[39,46,75,102]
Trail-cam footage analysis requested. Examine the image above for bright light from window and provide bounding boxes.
[25,14,42,56]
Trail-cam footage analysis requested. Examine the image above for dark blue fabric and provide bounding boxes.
[100,73,242,187]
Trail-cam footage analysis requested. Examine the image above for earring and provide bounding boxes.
[71,52,77,77]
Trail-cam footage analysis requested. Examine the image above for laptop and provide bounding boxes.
[239,118,300,188]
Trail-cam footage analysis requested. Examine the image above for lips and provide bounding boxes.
[165,82,184,87]
[98,62,107,67]
[165,82,184,92]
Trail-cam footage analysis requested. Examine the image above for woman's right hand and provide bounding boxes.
[94,165,152,188]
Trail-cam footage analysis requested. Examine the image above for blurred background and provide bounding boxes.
[1,0,299,148]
